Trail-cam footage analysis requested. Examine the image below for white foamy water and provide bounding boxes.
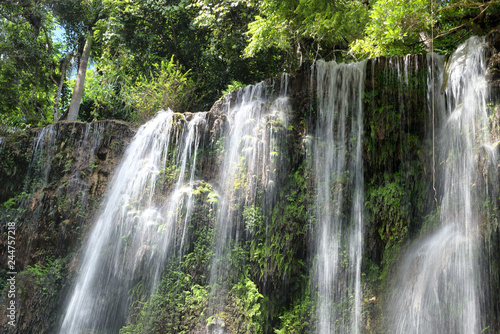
[208,78,290,315]
[59,110,207,333]
[311,60,366,334]
[390,36,491,334]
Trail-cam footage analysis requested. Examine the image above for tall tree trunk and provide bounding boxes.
[419,32,432,52]
[67,34,92,121]
[53,53,70,122]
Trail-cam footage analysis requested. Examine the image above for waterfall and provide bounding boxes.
[59,110,207,333]
[389,36,491,334]
[4,33,500,334]
[311,60,366,333]
[4,122,107,229]
[208,78,290,317]
[23,125,58,197]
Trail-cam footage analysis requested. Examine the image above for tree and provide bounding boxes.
[244,0,370,66]
[190,0,286,100]
[244,0,500,61]
[350,0,500,57]
[83,0,284,116]
[0,0,60,130]
[52,0,105,121]
[67,33,92,120]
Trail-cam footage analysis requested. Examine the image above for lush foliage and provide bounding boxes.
[0,1,60,129]
[1,0,499,128]
[124,56,199,122]
[352,0,500,57]
[244,0,370,65]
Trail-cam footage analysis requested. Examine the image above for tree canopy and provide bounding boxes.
[1,0,499,129]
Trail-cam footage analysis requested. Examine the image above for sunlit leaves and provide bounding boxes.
[82,50,134,121]
[351,0,432,57]
[190,0,253,28]
[245,14,292,56]
[124,56,200,122]
[52,0,104,46]
[351,0,500,57]
[244,0,369,64]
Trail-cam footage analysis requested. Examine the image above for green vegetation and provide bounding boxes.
[222,80,246,96]
[119,267,210,334]
[367,174,408,249]
[274,294,311,333]
[124,56,199,123]
[2,0,499,128]
[244,0,370,65]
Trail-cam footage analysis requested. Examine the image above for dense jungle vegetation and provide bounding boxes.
[0,0,499,129]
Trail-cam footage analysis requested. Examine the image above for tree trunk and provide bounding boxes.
[54,53,70,122]
[419,32,432,52]
[67,34,92,121]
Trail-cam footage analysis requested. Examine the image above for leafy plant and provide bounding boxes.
[222,80,246,96]
[274,294,311,333]
[223,277,264,334]
[125,56,201,123]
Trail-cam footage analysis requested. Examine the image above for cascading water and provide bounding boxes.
[389,36,491,334]
[13,122,107,226]
[59,110,207,333]
[311,60,366,333]
[23,125,58,196]
[208,78,290,316]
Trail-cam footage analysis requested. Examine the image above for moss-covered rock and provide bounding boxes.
[0,120,134,334]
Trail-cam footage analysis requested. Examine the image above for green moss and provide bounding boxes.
[191,181,213,196]
[119,185,217,333]
[243,205,264,235]
[5,257,70,332]
[419,208,441,236]
[120,268,209,334]
[0,192,29,223]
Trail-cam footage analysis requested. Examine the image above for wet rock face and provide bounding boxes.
[486,52,500,83]
[0,120,135,334]
[486,29,500,155]
[0,120,135,270]
[487,28,500,53]
[487,28,500,102]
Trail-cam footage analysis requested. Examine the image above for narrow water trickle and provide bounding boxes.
[17,123,106,226]
[22,122,106,200]
[311,60,366,334]
[390,36,491,334]
[23,125,58,196]
[59,110,207,333]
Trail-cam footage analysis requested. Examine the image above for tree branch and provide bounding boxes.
[0,11,27,24]
[425,0,497,43]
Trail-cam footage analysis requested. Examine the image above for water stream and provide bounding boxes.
[311,60,366,334]
[389,36,491,334]
[208,78,290,317]
[51,36,498,333]
[59,110,207,333]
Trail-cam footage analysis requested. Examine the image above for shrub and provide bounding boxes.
[125,56,200,123]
